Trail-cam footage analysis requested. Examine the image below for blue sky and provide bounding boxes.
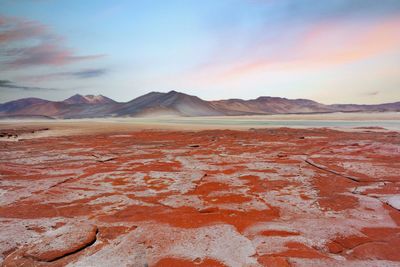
[1,0,400,103]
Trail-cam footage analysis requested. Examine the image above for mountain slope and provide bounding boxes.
[0,98,52,114]
[0,95,121,118]
[114,91,224,116]
[211,97,334,115]
[63,94,116,105]
[329,102,400,112]
[0,98,70,118]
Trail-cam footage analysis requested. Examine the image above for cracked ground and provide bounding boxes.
[0,127,399,266]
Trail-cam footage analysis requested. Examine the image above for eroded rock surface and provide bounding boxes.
[0,127,399,266]
[2,223,97,266]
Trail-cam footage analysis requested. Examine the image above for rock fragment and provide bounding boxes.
[3,223,97,266]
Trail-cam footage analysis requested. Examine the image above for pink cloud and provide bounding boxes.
[0,17,7,26]
[0,16,49,43]
[190,17,400,84]
[0,16,105,69]
[295,17,400,64]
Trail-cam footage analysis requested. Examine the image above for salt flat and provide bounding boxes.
[1,112,400,140]
[0,116,399,266]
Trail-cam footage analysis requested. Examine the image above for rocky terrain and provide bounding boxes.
[1,91,399,118]
[0,126,399,266]
[0,127,49,141]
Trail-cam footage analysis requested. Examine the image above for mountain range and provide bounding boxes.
[1,90,399,119]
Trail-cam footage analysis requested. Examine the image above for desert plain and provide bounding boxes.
[0,115,400,267]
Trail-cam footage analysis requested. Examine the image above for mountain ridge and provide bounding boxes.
[63,94,116,105]
[1,91,399,119]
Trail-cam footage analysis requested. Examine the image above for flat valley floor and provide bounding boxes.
[0,123,400,266]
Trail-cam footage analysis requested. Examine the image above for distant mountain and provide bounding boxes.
[0,98,65,117]
[330,102,400,112]
[114,90,223,117]
[0,91,399,119]
[63,94,116,105]
[0,98,51,114]
[210,97,333,115]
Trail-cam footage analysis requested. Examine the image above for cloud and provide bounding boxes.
[190,16,400,85]
[0,16,49,43]
[185,0,400,88]
[71,68,108,79]
[20,68,108,82]
[0,80,56,91]
[7,44,104,68]
[0,16,105,69]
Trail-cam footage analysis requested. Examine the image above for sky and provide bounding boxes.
[0,0,400,104]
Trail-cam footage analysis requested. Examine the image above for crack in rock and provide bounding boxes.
[305,158,360,183]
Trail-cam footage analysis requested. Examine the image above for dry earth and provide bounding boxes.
[0,125,399,266]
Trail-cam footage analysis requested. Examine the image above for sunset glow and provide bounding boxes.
[1,0,399,104]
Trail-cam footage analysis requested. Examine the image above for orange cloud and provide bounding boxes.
[298,17,400,64]
[196,17,400,83]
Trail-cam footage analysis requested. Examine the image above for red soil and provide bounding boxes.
[0,127,399,266]
[154,257,227,267]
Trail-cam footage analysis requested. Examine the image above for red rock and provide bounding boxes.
[0,127,399,266]
[326,241,343,254]
[258,256,291,267]
[260,230,300,237]
[350,240,400,261]
[3,223,97,266]
[154,257,227,266]
[332,235,371,250]
[275,242,327,259]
